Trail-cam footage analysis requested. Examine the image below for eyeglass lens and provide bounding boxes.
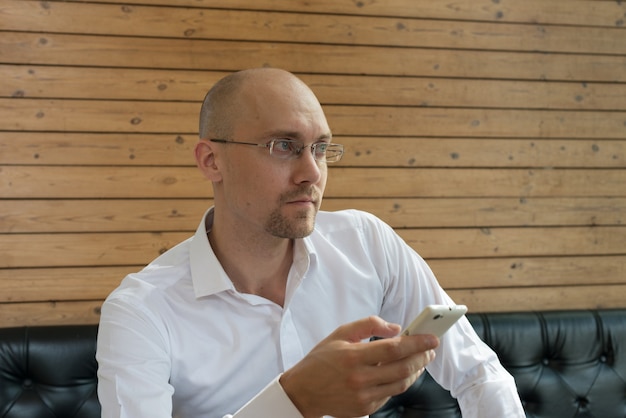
[269,139,343,162]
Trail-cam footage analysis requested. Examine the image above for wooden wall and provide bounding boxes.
[1,0,625,327]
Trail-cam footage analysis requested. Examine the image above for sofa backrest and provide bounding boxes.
[1,310,624,417]
[374,309,626,417]
[0,325,99,418]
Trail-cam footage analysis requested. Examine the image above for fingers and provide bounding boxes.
[280,317,441,418]
[348,340,437,394]
[322,315,439,369]
[329,315,402,343]
[329,346,437,417]
[360,332,439,366]
[370,344,437,387]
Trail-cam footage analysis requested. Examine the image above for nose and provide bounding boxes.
[292,145,324,185]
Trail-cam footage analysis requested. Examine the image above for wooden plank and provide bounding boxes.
[326,168,626,199]
[0,98,198,134]
[3,255,624,303]
[0,266,133,302]
[308,76,626,111]
[3,197,625,233]
[3,0,624,54]
[0,199,208,233]
[339,137,626,168]
[0,133,197,166]
[2,227,624,268]
[430,255,626,290]
[3,255,624,302]
[398,226,626,259]
[2,132,624,168]
[5,65,626,111]
[3,283,626,327]
[57,0,626,27]
[3,166,624,198]
[328,198,626,228]
[0,65,219,102]
[0,232,192,268]
[2,32,625,82]
[326,106,626,139]
[3,99,626,139]
[0,300,102,327]
[0,166,211,199]
[449,284,626,313]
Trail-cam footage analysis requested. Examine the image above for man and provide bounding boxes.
[97,68,525,417]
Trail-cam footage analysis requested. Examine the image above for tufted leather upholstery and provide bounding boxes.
[0,325,99,418]
[0,310,624,417]
[373,309,626,418]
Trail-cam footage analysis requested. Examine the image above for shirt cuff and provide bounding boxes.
[230,374,304,418]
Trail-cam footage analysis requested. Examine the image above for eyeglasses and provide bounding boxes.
[209,138,344,163]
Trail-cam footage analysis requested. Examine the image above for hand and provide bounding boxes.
[279,316,439,418]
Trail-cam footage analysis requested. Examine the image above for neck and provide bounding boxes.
[208,222,293,307]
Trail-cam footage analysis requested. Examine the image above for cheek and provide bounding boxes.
[232,161,281,199]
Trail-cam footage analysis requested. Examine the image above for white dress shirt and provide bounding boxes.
[97,208,524,417]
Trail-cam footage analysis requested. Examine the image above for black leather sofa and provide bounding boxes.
[1,309,624,417]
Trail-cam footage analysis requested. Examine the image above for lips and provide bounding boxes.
[287,196,315,204]
[282,187,320,205]
[285,198,317,209]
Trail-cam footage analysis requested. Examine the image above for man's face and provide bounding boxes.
[216,76,331,239]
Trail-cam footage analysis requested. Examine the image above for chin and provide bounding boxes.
[266,210,316,239]
[290,224,316,239]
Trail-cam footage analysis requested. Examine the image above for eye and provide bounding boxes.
[270,139,300,158]
[274,139,291,151]
[314,143,329,154]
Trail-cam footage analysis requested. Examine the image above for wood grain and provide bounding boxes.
[3,32,625,81]
[4,65,626,111]
[3,166,624,198]
[3,197,624,233]
[2,0,625,325]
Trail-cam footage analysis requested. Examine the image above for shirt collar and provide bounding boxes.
[190,208,234,298]
[189,207,316,299]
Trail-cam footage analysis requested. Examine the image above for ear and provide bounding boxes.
[194,139,223,182]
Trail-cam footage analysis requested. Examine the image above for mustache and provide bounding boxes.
[280,186,321,203]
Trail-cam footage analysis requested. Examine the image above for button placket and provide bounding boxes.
[279,308,305,370]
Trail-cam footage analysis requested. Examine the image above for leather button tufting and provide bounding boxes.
[576,397,589,408]
[600,355,607,363]
[22,378,34,389]
[542,358,550,366]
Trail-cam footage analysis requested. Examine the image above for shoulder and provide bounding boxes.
[105,236,193,305]
[314,209,394,236]
[311,209,415,262]
[311,209,400,252]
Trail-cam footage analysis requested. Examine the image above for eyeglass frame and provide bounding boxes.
[208,138,344,163]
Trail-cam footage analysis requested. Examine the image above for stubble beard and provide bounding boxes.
[265,187,321,239]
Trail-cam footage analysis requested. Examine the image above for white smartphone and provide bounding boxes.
[402,304,468,337]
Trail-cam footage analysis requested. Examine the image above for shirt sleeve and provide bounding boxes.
[97,296,175,418]
[433,319,526,418]
[97,295,306,418]
[360,211,525,418]
[455,370,526,418]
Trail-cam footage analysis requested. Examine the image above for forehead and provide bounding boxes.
[232,74,331,139]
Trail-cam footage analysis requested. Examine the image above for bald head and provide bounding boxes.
[198,68,321,140]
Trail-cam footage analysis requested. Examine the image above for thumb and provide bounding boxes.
[331,316,401,343]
